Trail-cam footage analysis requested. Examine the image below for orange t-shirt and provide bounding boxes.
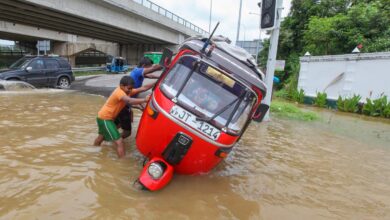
[98,87,127,120]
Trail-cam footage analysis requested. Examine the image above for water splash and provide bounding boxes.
[0,80,35,91]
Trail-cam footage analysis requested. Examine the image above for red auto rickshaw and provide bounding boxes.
[135,35,269,191]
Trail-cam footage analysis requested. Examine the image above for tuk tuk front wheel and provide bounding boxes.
[133,179,148,191]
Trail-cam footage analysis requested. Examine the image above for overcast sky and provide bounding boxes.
[151,0,291,43]
[0,40,13,45]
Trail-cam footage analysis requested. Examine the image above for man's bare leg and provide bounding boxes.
[114,138,125,158]
[94,134,104,146]
[121,129,131,139]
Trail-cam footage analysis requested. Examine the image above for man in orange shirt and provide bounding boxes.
[93,75,151,158]
[114,81,155,139]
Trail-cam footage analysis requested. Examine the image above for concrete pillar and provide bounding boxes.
[53,42,77,67]
[123,44,141,65]
[119,44,127,60]
[67,55,76,67]
[119,43,123,57]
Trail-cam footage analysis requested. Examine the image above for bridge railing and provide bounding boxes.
[132,0,208,35]
[0,45,31,56]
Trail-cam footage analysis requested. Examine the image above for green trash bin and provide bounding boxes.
[144,52,163,64]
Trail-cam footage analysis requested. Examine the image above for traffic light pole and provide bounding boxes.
[263,4,283,121]
[235,0,243,45]
[255,2,262,65]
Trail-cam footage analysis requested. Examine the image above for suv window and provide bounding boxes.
[28,60,45,70]
[45,59,60,70]
[9,57,32,69]
[58,59,71,69]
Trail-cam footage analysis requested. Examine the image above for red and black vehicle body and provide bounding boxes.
[135,37,268,191]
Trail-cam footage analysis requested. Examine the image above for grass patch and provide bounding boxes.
[73,70,107,77]
[270,100,319,121]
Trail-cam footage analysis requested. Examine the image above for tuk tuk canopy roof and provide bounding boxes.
[179,37,267,96]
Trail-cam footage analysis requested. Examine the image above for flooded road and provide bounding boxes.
[0,90,389,219]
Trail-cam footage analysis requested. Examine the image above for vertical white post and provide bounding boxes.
[36,41,40,56]
[235,0,243,45]
[263,3,283,121]
[209,0,212,34]
[255,3,262,64]
[44,41,47,55]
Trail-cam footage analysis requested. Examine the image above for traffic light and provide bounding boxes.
[261,0,277,29]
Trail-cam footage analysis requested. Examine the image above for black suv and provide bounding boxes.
[0,55,75,88]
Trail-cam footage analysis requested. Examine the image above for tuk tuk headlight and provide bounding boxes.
[148,162,163,179]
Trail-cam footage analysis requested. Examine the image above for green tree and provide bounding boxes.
[337,1,390,52]
[303,1,390,55]
[303,15,345,55]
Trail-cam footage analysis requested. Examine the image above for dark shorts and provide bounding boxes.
[115,105,133,131]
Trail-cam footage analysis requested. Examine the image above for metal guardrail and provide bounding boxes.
[0,45,34,53]
[0,51,29,56]
[132,0,208,35]
[0,45,31,56]
[72,67,105,72]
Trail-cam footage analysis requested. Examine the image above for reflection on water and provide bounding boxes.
[0,91,389,219]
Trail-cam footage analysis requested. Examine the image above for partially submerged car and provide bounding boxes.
[0,55,74,88]
[135,36,269,191]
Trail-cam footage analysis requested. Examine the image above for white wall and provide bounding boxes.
[298,52,390,102]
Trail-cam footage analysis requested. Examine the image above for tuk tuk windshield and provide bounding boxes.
[160,55,255,134]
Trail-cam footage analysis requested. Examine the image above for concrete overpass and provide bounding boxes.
[0,0,207,65]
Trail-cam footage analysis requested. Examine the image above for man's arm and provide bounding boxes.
[144,73,160,79]
[121,94,150,105]
[132,82,155,94]
[143,64,163,78]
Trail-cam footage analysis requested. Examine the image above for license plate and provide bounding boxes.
[170,105,221,141]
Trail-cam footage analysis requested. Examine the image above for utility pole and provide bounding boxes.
[209,0,213,33]
[255,2,262,65]
[263,2,283,121]
[235,0,243,45]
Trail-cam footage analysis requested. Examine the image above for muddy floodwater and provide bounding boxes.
[0,90,389,220]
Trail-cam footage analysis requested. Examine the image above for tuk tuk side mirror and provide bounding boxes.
[26,66,32,72]
[252,103,269,122]
[159,48,173,68]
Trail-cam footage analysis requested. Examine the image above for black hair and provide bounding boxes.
[137,57,153,68]
[119,75,134,87]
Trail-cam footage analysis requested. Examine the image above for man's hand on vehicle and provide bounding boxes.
[144,94,151,102]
